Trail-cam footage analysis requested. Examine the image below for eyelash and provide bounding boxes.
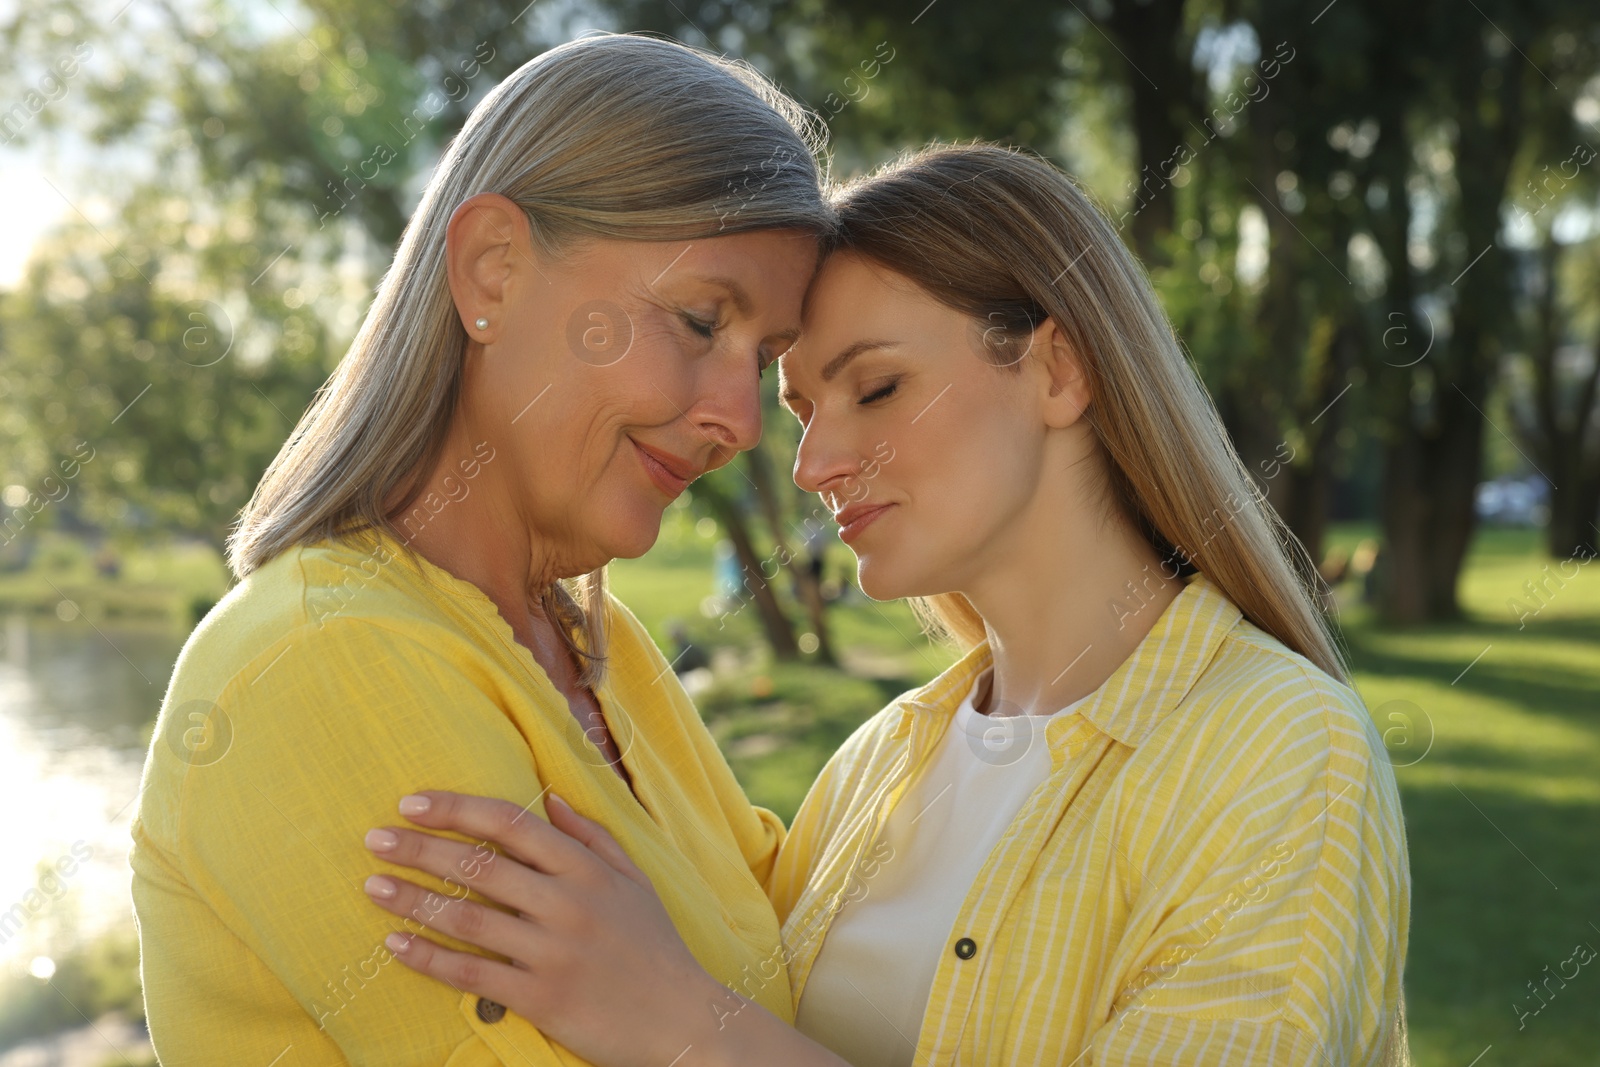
[682,312,717,339]
[860,378,900,405]
[684,310,773,381]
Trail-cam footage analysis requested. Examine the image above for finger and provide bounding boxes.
[364,824,550,914]
[382,927,530,1011]
[364,872,539,963]
[546,792,650,887]
[395,790,592,877]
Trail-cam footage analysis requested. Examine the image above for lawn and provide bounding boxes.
[1334,527,1600,1066]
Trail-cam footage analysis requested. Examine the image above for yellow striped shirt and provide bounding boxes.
[767,571,1410,1065]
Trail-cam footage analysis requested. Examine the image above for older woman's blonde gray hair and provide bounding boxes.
[229,33,833,684]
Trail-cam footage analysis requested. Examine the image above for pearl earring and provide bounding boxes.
[474,317,489,331]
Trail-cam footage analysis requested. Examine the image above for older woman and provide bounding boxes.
[129,33,829,1066]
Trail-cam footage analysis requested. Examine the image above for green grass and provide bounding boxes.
[0,530,229,626]
[1338,528,1600,1066]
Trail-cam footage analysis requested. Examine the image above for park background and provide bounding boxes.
[1,0,1598,1063]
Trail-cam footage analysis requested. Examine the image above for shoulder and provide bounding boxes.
[1165,616,1381,774]
[1131,615,1402,856]
[169,537,487,708]
[143,540,511,812]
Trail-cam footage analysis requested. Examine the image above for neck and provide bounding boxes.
[383,415,563,645]
[962,465,1183,719]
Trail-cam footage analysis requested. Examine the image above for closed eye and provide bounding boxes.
[860,379,899,405]
[682,312,717,339]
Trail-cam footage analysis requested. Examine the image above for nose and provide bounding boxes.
[793,417,868,508]
[691,355,763,471]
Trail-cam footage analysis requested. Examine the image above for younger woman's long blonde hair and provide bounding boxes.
[827,142,1407,1064]
[227,33,833,683]
[826,142,1349,683]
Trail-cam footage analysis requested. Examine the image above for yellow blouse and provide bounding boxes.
[131,527,790,1066]
[767,572,1411,1066]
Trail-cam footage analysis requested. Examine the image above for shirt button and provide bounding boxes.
[954,937,977,960]
[476,997,507,1023]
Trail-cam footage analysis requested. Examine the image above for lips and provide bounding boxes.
[834,502,895,544]
[632,439,698,497]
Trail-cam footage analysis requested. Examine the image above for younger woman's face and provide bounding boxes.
[779,252,1052,600]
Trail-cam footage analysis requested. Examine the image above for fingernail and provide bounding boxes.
[365,828,399,851]
[364,875,397,899]
[399,794,431,816]
[385,932,411,954]
[547,791,568,810]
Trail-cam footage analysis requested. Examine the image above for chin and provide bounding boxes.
[593,501,666,562]
[855,555,931,603]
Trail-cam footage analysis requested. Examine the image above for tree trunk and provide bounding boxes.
[1099,0,1202,265]
[743,447,837,665]
[698,484,799,660]
[1522,233,1600,560]
[1546,469,1600,559]
[1370,41,1522,622]
[1280,315,1358,569]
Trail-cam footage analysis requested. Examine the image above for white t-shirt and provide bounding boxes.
[793,669,1090,1067]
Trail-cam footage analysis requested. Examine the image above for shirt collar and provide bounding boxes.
[891,571,1242,749]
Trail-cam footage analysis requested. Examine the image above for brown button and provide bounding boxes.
[476,997,506,1023]
[954,937,977,959]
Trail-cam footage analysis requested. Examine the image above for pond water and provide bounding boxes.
[0,614,183,973]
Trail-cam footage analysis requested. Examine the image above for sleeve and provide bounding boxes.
[762,706,896,925]
[1085,675,1411,1067]
[136,618,586,1067]
[762,753,837,925]
[604,592,788,887]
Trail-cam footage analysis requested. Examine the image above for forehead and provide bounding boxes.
[685,229,819,287]
[783,254,922,367]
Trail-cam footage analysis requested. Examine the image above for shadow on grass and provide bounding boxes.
[1344,617,1600,732]
[1340,606,1600,1065]
[1394,781,1600,1066]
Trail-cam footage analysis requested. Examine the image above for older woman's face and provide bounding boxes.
[451,199,815,573]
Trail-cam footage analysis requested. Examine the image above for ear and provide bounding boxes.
[444,193,539,342]
[1029,316,1091,428]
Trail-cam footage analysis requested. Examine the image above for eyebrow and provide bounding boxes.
[779,339,901,406]
[702,275,800,361]
[701,275,753,316]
